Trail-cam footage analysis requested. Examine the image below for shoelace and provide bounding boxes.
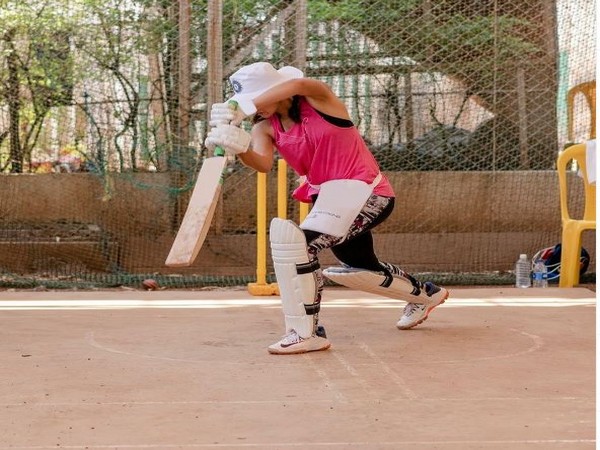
[403,303,425,317]
[280,330,302,345]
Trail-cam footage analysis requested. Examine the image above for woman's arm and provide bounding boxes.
[236,120,275,173]
[253,78,351,120]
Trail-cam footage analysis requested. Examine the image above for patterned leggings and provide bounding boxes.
[303,194,423,324]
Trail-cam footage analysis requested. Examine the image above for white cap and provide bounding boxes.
[520,254,527,259]
[227,62,304,115]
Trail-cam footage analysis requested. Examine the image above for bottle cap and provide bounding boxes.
[520,254,527,259]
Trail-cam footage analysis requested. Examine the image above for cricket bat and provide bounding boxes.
[165,102,237,267]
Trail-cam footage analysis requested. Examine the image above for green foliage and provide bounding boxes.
[306,0,540,65]
[430,14,539,59]
[0,0,554,174]
[310,0,420,22]
[0,0,80,171]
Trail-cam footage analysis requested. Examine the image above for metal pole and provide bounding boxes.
[295,0,309,223]
[294,0,307,70]
[207,0,225,234]
[178,0,191,146]
[517,67,529,169]
[207,0,223,116]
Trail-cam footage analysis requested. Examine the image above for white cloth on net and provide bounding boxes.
[585,139,596,184]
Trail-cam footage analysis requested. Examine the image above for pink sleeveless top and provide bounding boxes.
[268,98,394,202]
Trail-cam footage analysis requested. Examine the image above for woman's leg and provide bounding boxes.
[301,195,402,330]
[303,195,449,335]
[323,195,425,291]
[331,231,423,288]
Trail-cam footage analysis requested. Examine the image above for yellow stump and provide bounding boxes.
[247,171,279,296]
[247,159,310,296]
[277,159,288,219]
[299,202,309,222]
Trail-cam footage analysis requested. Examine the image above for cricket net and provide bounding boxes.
[0,0,595,289]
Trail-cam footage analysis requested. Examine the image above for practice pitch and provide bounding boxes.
[0,286,595,449]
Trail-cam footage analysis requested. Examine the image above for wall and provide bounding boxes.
[0,171,595,277]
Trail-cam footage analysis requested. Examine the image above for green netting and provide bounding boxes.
[0,0,595,289]
[0,270,594,290]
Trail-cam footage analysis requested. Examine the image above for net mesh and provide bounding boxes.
[0,0,595,289]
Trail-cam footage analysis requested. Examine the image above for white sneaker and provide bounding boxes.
[396,282,448,330]
[268,330,331,355]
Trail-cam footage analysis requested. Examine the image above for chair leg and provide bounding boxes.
[559,227,582,288]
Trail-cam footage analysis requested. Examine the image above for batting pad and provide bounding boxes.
[323,266,436,306]
[270,218,318,338]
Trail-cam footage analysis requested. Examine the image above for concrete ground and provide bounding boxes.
[0,286,596,449]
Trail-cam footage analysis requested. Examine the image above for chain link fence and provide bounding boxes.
[0,0,595,288]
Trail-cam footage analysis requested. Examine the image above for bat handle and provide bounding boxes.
[213,100,238,157]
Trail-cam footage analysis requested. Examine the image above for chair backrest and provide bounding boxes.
[557,143,596,222]
[567,81,596,141]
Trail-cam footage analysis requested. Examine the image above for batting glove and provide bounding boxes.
[209,102,247,127]
[205,124,250,155]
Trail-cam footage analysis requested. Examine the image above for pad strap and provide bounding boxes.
[322,266,438,305]
[297,259,320,274]
[270,218,320,338]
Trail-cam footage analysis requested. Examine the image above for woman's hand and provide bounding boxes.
[209,102,247,126]
[205,124,251,155]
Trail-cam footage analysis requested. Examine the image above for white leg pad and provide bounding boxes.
[270,218,318,338]
[323,266,437,306]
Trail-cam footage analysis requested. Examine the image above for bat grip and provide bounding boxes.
[212,100,239,157]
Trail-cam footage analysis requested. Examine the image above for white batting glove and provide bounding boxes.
[205,124,251,155]
[209,102,247,126]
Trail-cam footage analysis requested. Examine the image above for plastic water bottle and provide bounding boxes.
[515,254,531,288]
[532,259,548,288]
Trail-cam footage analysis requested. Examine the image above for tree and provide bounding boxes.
[0,0,75,172]
[307,0,558,169]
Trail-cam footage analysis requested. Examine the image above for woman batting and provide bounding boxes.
[206,62,448,355]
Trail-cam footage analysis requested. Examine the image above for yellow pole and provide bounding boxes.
[255,172,267,285]
[247,171,278,295]
[279,158,309,222]
[299,202,309,222]
[277,159,288,218]
[248,158,306,296]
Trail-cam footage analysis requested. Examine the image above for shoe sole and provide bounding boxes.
[396,289,449,330]
[268,342,331,355]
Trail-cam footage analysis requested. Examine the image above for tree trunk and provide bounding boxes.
[4,29,22,173]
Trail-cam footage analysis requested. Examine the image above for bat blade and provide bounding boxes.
[165,156,227,267]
